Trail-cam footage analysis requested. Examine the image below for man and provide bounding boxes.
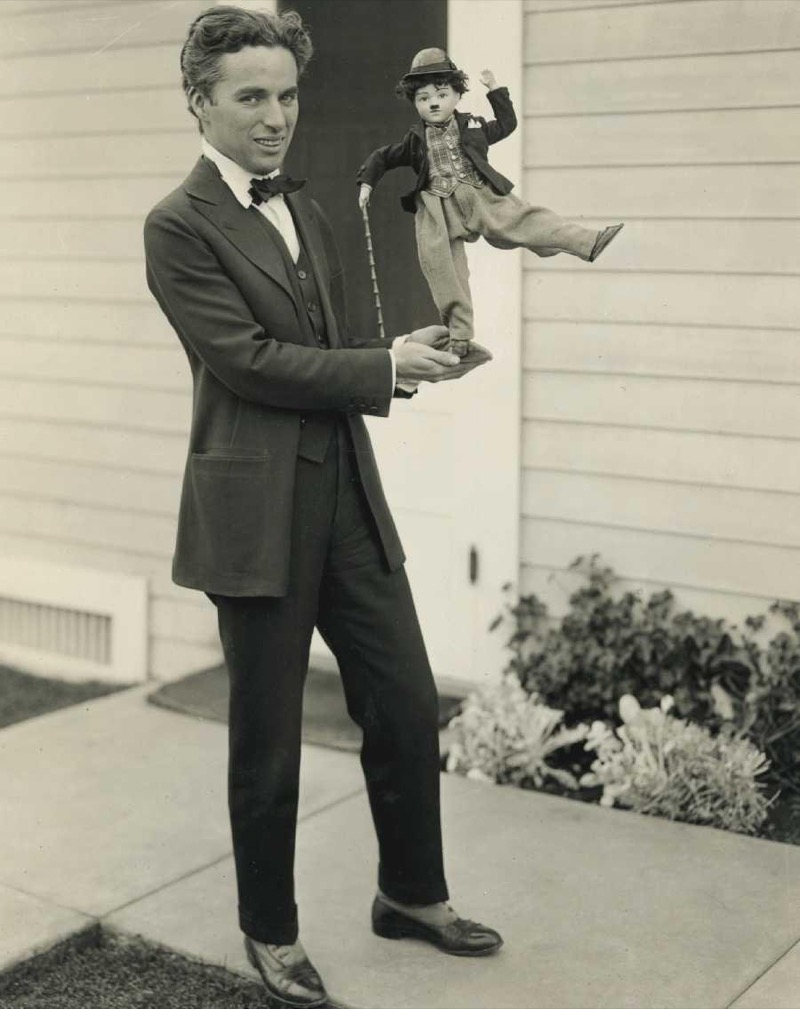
[144,6,501,1008]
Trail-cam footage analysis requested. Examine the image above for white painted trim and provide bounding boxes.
[0,557,148,684]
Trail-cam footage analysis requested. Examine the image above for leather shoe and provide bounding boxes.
[589,222,624,262]
[371,895,503,957]
[244,935,327,1007]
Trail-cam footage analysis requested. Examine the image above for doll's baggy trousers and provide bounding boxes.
[414,183,599,345]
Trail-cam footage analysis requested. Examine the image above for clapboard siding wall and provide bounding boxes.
[521,0,800,621]
[0,0,220,680]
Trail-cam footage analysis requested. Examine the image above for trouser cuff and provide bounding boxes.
[239,905,298,946]
[378,866,449,907]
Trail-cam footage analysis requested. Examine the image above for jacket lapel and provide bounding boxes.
[286,190,341,348]
[183,157,296,306]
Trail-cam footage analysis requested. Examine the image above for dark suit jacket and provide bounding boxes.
[144,157,405,597]
[357,87,517,213]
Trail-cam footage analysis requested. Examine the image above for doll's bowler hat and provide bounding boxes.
[402,47,461,81]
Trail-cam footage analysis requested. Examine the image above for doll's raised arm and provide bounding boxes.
[482,86,517,145]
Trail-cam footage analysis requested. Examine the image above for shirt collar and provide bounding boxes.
[425,115,456,132]
[201,138,280,208]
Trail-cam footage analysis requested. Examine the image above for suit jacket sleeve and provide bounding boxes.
[144,206,394,416]
[482,86,517,145]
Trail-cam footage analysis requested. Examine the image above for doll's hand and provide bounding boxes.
[479,69,497,90]
[358,184,372,210]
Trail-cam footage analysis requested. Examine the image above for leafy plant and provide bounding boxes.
[494,556,800,793]
[445,674,588,790]
[582,694,772,836]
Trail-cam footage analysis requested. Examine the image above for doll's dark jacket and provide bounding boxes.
[356,87,517,214]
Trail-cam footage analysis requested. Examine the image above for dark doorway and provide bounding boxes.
[280,0,446,341]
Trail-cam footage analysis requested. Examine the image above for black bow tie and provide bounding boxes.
[249,174,306,204]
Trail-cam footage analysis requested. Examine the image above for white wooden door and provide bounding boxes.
[312,0,523,688]
[371,0,524,688]
[366,297,520,688]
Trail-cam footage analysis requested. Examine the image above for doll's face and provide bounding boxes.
[413,81,461,125]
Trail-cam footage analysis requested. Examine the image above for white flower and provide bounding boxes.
[619,694,641,724]
[466,767,495,784]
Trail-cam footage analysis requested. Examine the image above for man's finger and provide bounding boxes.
[407,324,450,348]
[433,355,492,382]
[423,348,460,366]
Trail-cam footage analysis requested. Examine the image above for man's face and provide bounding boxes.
[413,81,460,125]
[191,45,299,175]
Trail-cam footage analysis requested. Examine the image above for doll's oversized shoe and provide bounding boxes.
[371,894,503,957]
[447,340,493,372]
[244,935,327,1008]
[449,338,470,358]
[462,341,493,365]
[589,222,624,262]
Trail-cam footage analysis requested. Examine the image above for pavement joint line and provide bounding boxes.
[296,784,366,824]
[724,935,800,1007]
[0,875,93,919]
[97,848,234,922]
[95,783,366,923]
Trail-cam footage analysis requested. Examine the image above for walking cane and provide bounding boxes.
[360,204,386,340]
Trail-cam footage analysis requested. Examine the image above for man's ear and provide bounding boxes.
[188,87,211,125]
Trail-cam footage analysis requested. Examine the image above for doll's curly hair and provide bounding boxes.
[395,70,470,102]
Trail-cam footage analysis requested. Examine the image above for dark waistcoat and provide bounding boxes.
[253,212,338,463]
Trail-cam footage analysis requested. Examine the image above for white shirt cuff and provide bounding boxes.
[391,335,420,393]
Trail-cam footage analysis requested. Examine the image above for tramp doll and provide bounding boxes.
[357,48,624,358]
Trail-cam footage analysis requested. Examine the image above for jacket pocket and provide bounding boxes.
[182,453,276,577]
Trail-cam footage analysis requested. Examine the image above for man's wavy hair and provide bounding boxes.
[181,5,313,129]
[395,70,469,103]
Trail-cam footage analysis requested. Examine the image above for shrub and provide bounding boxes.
[445,674,588,789]
[581,694,772,835]
[494,556,800,793]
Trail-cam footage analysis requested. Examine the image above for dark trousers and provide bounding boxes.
[209,423,448,944]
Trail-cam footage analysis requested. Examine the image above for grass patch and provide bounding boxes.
[0,927,271,1009]
[0,665,128,730]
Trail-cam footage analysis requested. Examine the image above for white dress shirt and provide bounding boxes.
[201,139,408,391]
[202,138,300,262]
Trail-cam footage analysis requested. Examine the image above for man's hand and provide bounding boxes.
[479,69,498,90]
[394,339,462,383]
[406,324,451,351]
[358,184,372,210]
[395,328,492,383]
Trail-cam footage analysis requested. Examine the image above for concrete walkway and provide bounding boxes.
[1,685,799,1008]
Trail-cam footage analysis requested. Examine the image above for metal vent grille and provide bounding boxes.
[0,559,148,683]
[0,596,112,665]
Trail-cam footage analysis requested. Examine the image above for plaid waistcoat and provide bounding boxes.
[424,118,483,197]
